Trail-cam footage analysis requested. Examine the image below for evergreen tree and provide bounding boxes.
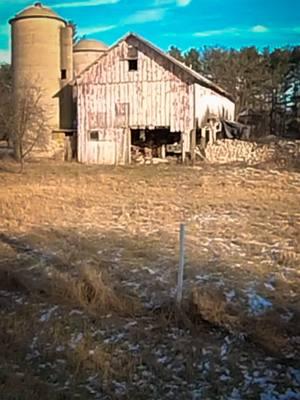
[168,46,184,62]
[184,48,202,73]
[69,21,80,45]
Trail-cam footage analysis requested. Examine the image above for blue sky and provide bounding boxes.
[1,0,300,63]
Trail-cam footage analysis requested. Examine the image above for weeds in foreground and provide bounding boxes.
[190,286,296,358]
[50,266,140,317]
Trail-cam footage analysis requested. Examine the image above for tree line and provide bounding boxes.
[169,45,300,138]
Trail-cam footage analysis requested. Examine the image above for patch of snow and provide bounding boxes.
[225,289,236,302]
[112,381,127,395]
[123,281,141,290]
[227,388,242,400]
[280,310,294,322]
[69,332,83,349]
[195,274,211,282]
[142,266,156,275]
[85,384,97,394]
[103,332,125,344]
[128,343,140,352]
[112,248,123,263]
[157,355,168,364]
[26,336,40,360]
[39,305,59,322]
[246,288,272,316]
[0,290,11,296]
[264,282,275,291]
[220,374,230,381]
[203,361,210,371]
[261,389,300,400]
[15,296,26,305]
[124,321,138,329]
[69,309,83,316]
[287,367,300,385]
[201,348,212,356]
[220,342,228,358]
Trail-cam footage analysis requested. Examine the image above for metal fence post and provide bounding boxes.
[176,223,185,305]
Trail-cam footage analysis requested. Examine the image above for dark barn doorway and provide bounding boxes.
[131,128,181,161]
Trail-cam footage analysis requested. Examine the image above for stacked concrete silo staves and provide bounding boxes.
[73,39,108,76]
[9,2,73,154]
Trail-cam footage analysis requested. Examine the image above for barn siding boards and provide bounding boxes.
[194,84,235,127]
[77,34,235,164]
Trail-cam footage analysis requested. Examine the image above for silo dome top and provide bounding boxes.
[74,39,108,52]
[9,2,66,24]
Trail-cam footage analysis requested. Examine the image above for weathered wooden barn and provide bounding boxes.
[76,33,235,165]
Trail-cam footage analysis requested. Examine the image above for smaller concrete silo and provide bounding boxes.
[73,39,108,76]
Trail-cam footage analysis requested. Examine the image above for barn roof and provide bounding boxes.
[75,32,234,102]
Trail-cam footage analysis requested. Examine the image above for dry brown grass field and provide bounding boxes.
[0,159,299,399]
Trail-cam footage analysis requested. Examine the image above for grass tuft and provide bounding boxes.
[190,286,293,358]
[50,266,140,317]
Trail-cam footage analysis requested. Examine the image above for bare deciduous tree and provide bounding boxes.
[0,64,12,145]
[12,84,50,171]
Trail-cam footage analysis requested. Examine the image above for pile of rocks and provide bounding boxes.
[203,139,300,165]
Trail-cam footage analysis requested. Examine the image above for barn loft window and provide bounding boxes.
[89,130,99,141]
[127,45,138,71]
[61,69,67,80]
[128,59,138,71]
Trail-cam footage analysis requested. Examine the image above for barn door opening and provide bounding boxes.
[131,127,181,163]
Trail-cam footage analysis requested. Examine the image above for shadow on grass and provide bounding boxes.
[1,227,300,398]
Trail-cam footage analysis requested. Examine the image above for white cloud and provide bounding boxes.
[79,24,116,35]
[53,0,119,9]
[8,0,30,3]
[194,27,239,37]
[194,25,272,37]
[79,7,167,34]
[124,8,167,25]
[155,0,191,6]
[0,49,10,64]
[177,0,191,6]
[251,25,269,33]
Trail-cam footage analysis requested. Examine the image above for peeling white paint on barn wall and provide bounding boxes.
[77,35,235,165]
[194,84,235,127]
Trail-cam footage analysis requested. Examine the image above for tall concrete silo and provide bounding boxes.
[9,2,74,153]
[73,39,108,76]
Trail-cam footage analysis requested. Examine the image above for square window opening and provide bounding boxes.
[128,59,138,71]
[89,130,99,141]
[61,69,67,80]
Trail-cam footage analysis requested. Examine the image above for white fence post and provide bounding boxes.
[176,223,185,305]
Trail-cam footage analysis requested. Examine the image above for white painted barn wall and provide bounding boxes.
[194,84,235,127]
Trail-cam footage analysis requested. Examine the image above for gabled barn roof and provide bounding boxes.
[75,32,234,102]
